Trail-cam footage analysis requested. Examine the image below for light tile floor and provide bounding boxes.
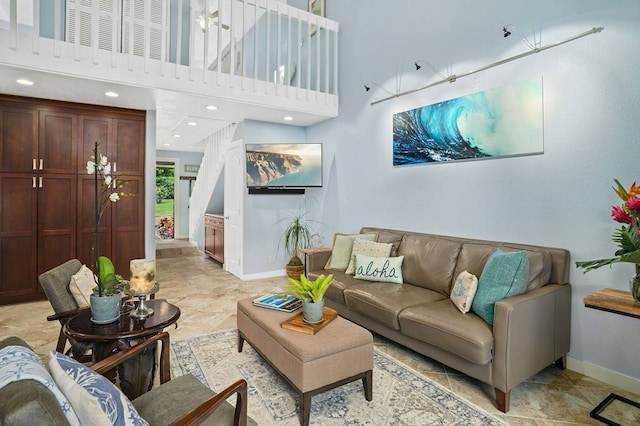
[2,240,639,425]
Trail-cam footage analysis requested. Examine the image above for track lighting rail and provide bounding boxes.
[369,26,604,106]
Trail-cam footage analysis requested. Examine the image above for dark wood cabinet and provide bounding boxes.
[0,95,145,305]
[204,214,224,264]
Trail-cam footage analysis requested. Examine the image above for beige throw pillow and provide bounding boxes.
[345,239,392,275]
[69,265,97,307]
[450,270,478,314]
[324,233,377,271]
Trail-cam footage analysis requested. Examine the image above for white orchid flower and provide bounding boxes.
[103,163,111,176]
[86,161,96,174]
[109,192,120,202]
[99,154,108,166]
[104,175,112,187]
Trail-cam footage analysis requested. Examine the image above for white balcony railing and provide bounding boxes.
[0,0,339,103]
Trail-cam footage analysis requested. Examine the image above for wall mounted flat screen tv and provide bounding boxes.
[245,143,322,188]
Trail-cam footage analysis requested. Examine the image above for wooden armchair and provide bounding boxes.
[39,259,93,361]
[92,332,251,426]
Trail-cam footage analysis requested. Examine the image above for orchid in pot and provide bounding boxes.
[576,179,640,302]
[86,142,132,322]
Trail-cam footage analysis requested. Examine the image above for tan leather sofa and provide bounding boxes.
[306,227,571,413]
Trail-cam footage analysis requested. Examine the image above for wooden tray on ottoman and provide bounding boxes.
[281,306,338,335]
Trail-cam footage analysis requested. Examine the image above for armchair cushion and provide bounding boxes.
[69,264,96,307]
[133,374,253,426]
[48,351,148,426]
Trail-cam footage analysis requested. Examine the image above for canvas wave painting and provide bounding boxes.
[393,77,543,166]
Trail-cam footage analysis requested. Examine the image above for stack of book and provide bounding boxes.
[252,293,301,313]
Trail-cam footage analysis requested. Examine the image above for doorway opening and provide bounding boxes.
[155,161,175,239]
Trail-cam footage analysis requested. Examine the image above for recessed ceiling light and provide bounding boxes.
[187,122,197,126]
[283,116,293,121]
[105,91,119,97]
[163,143,171,146]
[206,105,218,111]
[16,79,34,86]
[173,134,181,138]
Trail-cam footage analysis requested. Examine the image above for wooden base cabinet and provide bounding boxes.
[204,214,224,264]
[0,95,145,305]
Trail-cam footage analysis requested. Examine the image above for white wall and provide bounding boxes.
[292,0,640,387]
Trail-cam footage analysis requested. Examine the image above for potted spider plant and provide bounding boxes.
[280,212,317,280]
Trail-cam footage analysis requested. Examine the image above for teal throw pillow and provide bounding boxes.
[354,254,404,284]
[472,249,529,325]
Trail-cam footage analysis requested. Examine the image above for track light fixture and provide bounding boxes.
[502,24,538,50]
[413,60,447,79]
[363,82,396,96]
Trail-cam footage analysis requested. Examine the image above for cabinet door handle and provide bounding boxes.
[113,162,117,172]
[39,176,43,188]
[33,176,37,188]
[33,159,37,170]
[39,159,43,170]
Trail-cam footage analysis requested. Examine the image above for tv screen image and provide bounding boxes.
[245,143,322,188]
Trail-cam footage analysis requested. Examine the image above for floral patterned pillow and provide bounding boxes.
[48,351,149,426]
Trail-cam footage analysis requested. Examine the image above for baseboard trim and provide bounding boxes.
[239,269,286,281]
[567,356,640,394]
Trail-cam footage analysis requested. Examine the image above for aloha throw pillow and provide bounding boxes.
[48,351,149,426]
[354,254,404,284]
[69,265,96,307]
[0,345,80,425]
[324,233,377,271]
[472,249,529,325]
[345,239,393,275]
[450,271,478,314]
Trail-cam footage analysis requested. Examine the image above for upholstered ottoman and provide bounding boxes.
[237,297,373,426]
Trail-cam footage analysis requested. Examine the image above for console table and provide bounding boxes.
[583,288,640,425]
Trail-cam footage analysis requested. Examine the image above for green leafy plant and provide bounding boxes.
[279,212,318,267]
[94,256,128,296]
[576,179,640,272]
[285,274,334,303]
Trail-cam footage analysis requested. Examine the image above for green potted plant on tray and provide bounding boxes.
[87,142,132,323]
[576,179,640,302]
[285,273,334,324]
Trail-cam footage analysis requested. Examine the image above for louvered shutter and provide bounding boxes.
[122,0,169,60]
[65,0,120,51]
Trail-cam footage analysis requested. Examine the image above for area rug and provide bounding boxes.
[171,329,504,425]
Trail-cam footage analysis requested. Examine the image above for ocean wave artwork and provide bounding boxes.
[393,77,543,166]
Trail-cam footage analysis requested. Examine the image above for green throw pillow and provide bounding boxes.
[471,249,529,325]
[324,233,377,271]
[354,254,404,284]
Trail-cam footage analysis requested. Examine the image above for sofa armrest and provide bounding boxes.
[306,250,332,272]
[492,283,571,393]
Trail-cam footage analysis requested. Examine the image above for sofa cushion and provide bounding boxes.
[49,351,148,426]
[397,234,462,295]
[310,270,362,305]
[344,283,445,330]
[450,271,478,314]
[398,299,494,365]
[360,227,405,257]
[354,254,404,284]
[324,233,377,271]
[472,249,529,325]
[345,239,392,274]
[453,242,551,291]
